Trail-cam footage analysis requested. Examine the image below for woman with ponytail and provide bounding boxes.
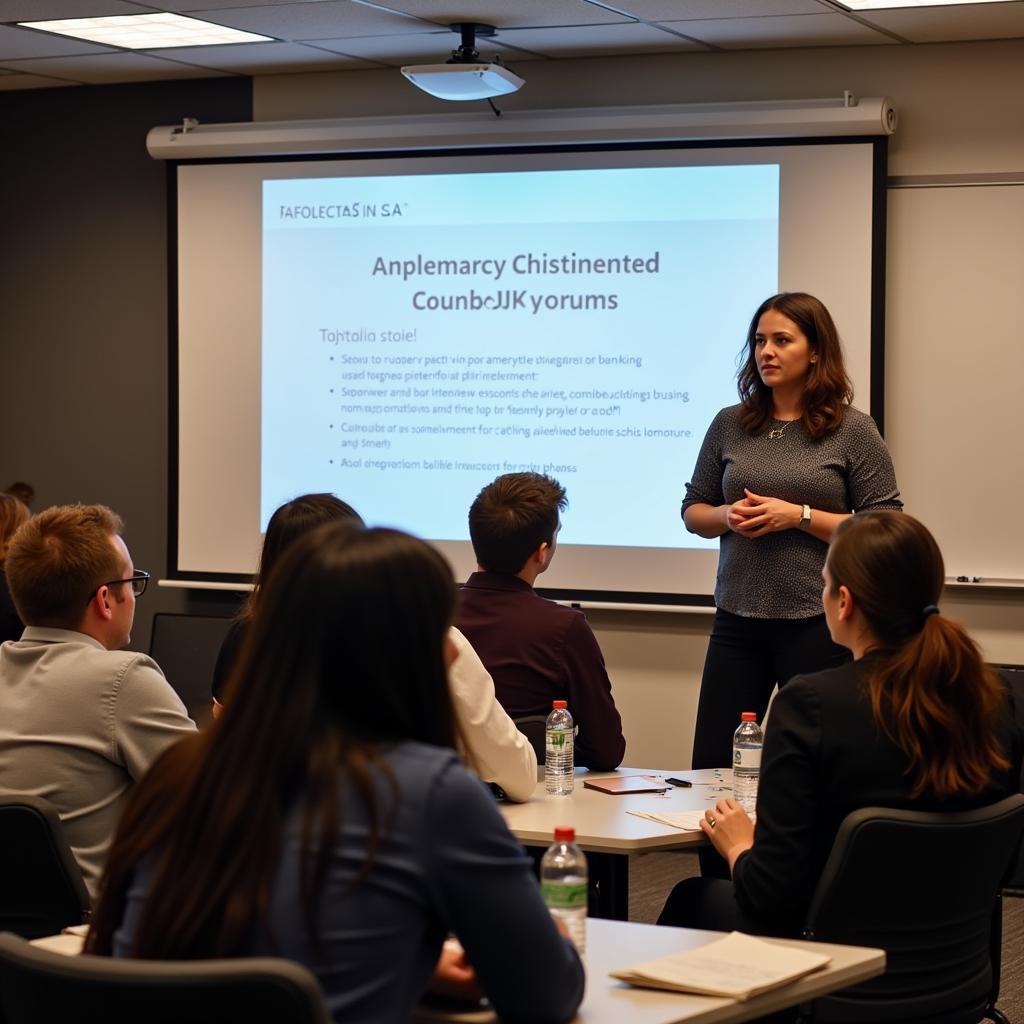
[660,511,1022,936]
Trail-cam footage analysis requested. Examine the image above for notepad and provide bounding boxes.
[583,775,670,795]
[627,809,707,830]
[611,931,831,1001]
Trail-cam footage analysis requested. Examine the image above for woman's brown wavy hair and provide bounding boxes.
[737,292,854,440]
[826,512,1010,799]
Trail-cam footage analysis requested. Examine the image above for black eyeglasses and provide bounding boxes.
[90,570,150,602]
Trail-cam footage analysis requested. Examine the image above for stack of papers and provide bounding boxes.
[627,809,708,830]
[611,931,831,1001]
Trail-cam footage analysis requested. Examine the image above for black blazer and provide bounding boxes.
[732,656,1023,930]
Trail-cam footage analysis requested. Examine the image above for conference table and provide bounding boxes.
[415,918,886,1024]
[33,920,886,1024]
[499,767,728,921]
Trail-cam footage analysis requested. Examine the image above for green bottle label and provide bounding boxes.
[542,881,588,910]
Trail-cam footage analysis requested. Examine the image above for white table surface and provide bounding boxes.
[31,918,885,1024]
[499,768,729,853]
[416,917,885,1024]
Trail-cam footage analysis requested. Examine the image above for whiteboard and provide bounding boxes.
[885,183,1024,582]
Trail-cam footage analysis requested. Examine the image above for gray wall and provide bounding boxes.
[0,78,253,647]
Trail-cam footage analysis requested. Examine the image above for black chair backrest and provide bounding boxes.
[513,715,547,765]
[994,663,1024,891]
[0,932,331,1024]
[0,796,90,940]
[148,613,236,725]
[803,795,1024,1023]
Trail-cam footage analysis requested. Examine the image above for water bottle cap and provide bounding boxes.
[554,827,575,842]
[552,700,568,709]
[740,712,757,721]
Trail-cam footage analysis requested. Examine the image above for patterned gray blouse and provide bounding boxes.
[681,403,902,619]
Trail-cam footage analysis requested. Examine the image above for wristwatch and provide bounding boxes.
[798,504,812,531]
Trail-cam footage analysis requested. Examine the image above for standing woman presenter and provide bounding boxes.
[683,293,901,774]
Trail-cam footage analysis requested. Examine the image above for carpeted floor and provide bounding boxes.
[628,851,1024,1021]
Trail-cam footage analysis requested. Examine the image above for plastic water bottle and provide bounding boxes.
[545,700,574,795]
[732,711,763,815]
[541,826,588,953]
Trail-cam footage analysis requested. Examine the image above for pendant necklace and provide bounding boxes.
[767,420,791,440]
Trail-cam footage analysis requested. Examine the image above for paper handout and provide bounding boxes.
[610,930,831,1001]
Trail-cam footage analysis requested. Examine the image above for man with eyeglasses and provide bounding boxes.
[0,504,195,897]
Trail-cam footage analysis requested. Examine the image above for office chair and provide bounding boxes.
[0,795,90,940]
[513,715,548,765]
[0,932,331,1024]
[992,663,1024,893]
[799,794,1024,1024]
[148,612,236,726]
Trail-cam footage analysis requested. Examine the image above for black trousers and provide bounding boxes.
[691,609,848,772]
[692,609,847,879]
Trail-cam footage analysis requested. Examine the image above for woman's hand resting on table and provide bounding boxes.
[700,797,755,874]
[430,941,483,1003]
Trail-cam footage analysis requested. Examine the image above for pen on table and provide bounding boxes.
[664,777,692,788]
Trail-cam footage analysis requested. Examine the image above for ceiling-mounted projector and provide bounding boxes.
[402,22,523,102]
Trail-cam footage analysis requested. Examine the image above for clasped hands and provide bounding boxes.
[726,488,801,538]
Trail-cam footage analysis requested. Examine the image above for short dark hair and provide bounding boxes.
[468,473,566,574]
[6,504,124,628]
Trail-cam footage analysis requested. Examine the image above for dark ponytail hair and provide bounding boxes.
[737,292,853,440]
[826,512,1010,798]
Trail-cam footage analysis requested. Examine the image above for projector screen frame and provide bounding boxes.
[165,133,889,609]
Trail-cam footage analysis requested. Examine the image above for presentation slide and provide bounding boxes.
[174,138,878,598]
[260,164,779,547]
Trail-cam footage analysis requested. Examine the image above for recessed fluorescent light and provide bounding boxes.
[838,0,1015,8]
[18,13,273,49]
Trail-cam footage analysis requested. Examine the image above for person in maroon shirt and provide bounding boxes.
[456,472,625,771]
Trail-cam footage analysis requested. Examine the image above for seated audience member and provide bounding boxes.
[0,505,195,897]
[213,493,537,801]
[0,493,30,642]
[87,525,584,1024]
[659,511,1023,937]
[457,473,625,770]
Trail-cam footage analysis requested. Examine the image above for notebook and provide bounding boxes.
[583,775,671,795]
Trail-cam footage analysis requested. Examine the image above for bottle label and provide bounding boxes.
[733,747,761,770]
[546,729,573,752]
[542,881,588,910]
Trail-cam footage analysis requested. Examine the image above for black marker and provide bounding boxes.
[664,777,693,788]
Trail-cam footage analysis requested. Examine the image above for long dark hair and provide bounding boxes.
[737,292,854,440]
[827,512,1010,798]
[86,524,457,958]
[245,493,363,617]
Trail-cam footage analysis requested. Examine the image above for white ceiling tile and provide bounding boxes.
[180,1,440,41]
[611,0,828,17]
[668,12,898,47]
[311,29,520,64]
[144,0,316,9]
[3,51,234,83]
[853,2,1024,42]
[489,22,708,57]
[153,39,381,73]
[0,23,117,59]
[360,0,631,27]
[0,0,149,16]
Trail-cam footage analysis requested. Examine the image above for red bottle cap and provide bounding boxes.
[553,700,568,709]
[741,712,757,722]
[554,827,576,842]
